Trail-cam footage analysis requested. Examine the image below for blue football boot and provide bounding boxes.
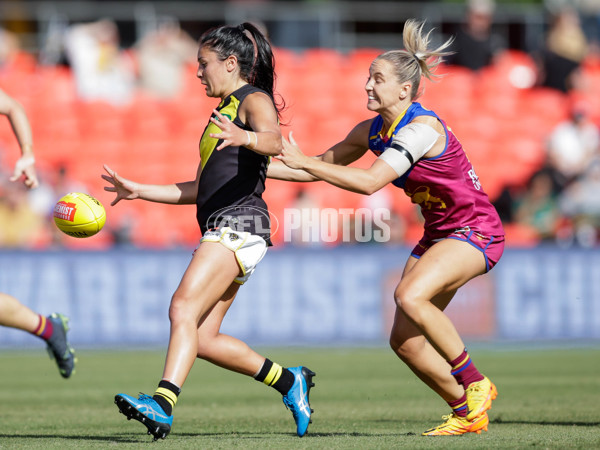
[115,393,173,441]
[282,366,316,437]
[45,313,76,379]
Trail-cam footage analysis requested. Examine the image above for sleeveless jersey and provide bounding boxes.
[368,102,504,240]
[196,84,272,244]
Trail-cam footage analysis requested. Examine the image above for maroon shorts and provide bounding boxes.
[411,227,505,272]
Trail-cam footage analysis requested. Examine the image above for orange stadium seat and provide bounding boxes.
[485,139,542,192]
[581,56,600,98]
[346,48,383,71]
[303,180,364,211]
[504,112,554,144]
[521,88,569,126]
[301,47,347,70]
[128,205,172,248]
[83,102,129,142]
[31,102,82,145]
[491,49,538,89]
[0,50,37,74]
[273,47,303,73]
[503,222,541,247]
[34,65,78,107]
[474,164,505,201]
[502,136,545,169]
[124,95,173,141]
[263,179,303,244]
[432,64,477,96]
[0,71,35,108]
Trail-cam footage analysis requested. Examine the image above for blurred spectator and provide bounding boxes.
[0,27,20,67]
[63,19,135,105]
[538,7,588,92]
[135,21,197,98]
[579,0,600,48]
[446,0,505,71]
[558,158,600,247]
[0,178,47,247]
[0,27,36,72]
[492,184,519,224]
[513,169,561,241]
[546,100,599,192]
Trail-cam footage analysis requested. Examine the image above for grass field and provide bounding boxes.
[1,346,599,449]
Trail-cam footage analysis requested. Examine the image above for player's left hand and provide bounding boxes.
[209,109,247,151]
[10,155,38,189]
[278,132,309,170]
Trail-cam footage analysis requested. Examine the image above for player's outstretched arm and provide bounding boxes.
[102,164,199,206]
[267,158,318,182]
[268,121,372,182]
[279,132,398,195]
[0,88,38,189]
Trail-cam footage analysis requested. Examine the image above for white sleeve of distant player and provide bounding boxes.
[378,123,441,176]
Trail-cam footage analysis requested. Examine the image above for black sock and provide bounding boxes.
[153,380,181,416]
[255,359,295,395]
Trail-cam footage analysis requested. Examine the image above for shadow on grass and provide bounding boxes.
[491,418,600,427]
[176,431,417,438]
[0,430,415,442]
[0,433,143,443]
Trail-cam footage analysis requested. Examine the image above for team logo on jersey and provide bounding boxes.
[407,186,447,209]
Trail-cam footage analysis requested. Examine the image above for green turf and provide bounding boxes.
[0,347,599,449]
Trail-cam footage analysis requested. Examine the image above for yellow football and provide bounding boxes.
[53,192,106,238]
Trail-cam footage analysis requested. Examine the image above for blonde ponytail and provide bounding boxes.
[377,19,453,100]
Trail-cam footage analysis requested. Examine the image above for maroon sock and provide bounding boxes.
[32,315,54,340]
[448,394,468,418]
[450,349,484,388]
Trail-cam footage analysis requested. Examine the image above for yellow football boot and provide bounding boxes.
[466,376,498,420]
[422,412,489,436]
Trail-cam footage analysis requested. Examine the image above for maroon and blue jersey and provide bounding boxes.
[368,102,504,240]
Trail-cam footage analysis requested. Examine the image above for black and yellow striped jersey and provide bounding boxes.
[196,84,272,244]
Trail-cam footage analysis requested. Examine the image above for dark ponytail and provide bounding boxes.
[199,22,285,118]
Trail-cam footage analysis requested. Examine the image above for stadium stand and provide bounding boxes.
[1,45,596,248]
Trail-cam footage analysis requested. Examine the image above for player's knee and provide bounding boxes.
[394,286,424,324]
[168,291,194,324]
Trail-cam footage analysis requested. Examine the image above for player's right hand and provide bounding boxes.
[10,155,39,189]
[102,164,139,206]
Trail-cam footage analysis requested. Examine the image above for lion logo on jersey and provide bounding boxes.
[408,186,447,209]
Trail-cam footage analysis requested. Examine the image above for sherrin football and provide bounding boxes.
[53,192,106,238]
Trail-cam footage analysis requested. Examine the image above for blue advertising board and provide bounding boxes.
[0,246,598,347]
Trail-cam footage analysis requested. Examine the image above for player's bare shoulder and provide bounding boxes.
[346,118,374,143]
[239,90,278,123]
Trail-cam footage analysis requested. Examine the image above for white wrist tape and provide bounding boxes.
[378,122,441,176]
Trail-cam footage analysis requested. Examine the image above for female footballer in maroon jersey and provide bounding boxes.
[270,19,504,436]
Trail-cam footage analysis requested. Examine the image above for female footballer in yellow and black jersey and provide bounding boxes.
[105,22,315,441]
[197,83,272,244]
